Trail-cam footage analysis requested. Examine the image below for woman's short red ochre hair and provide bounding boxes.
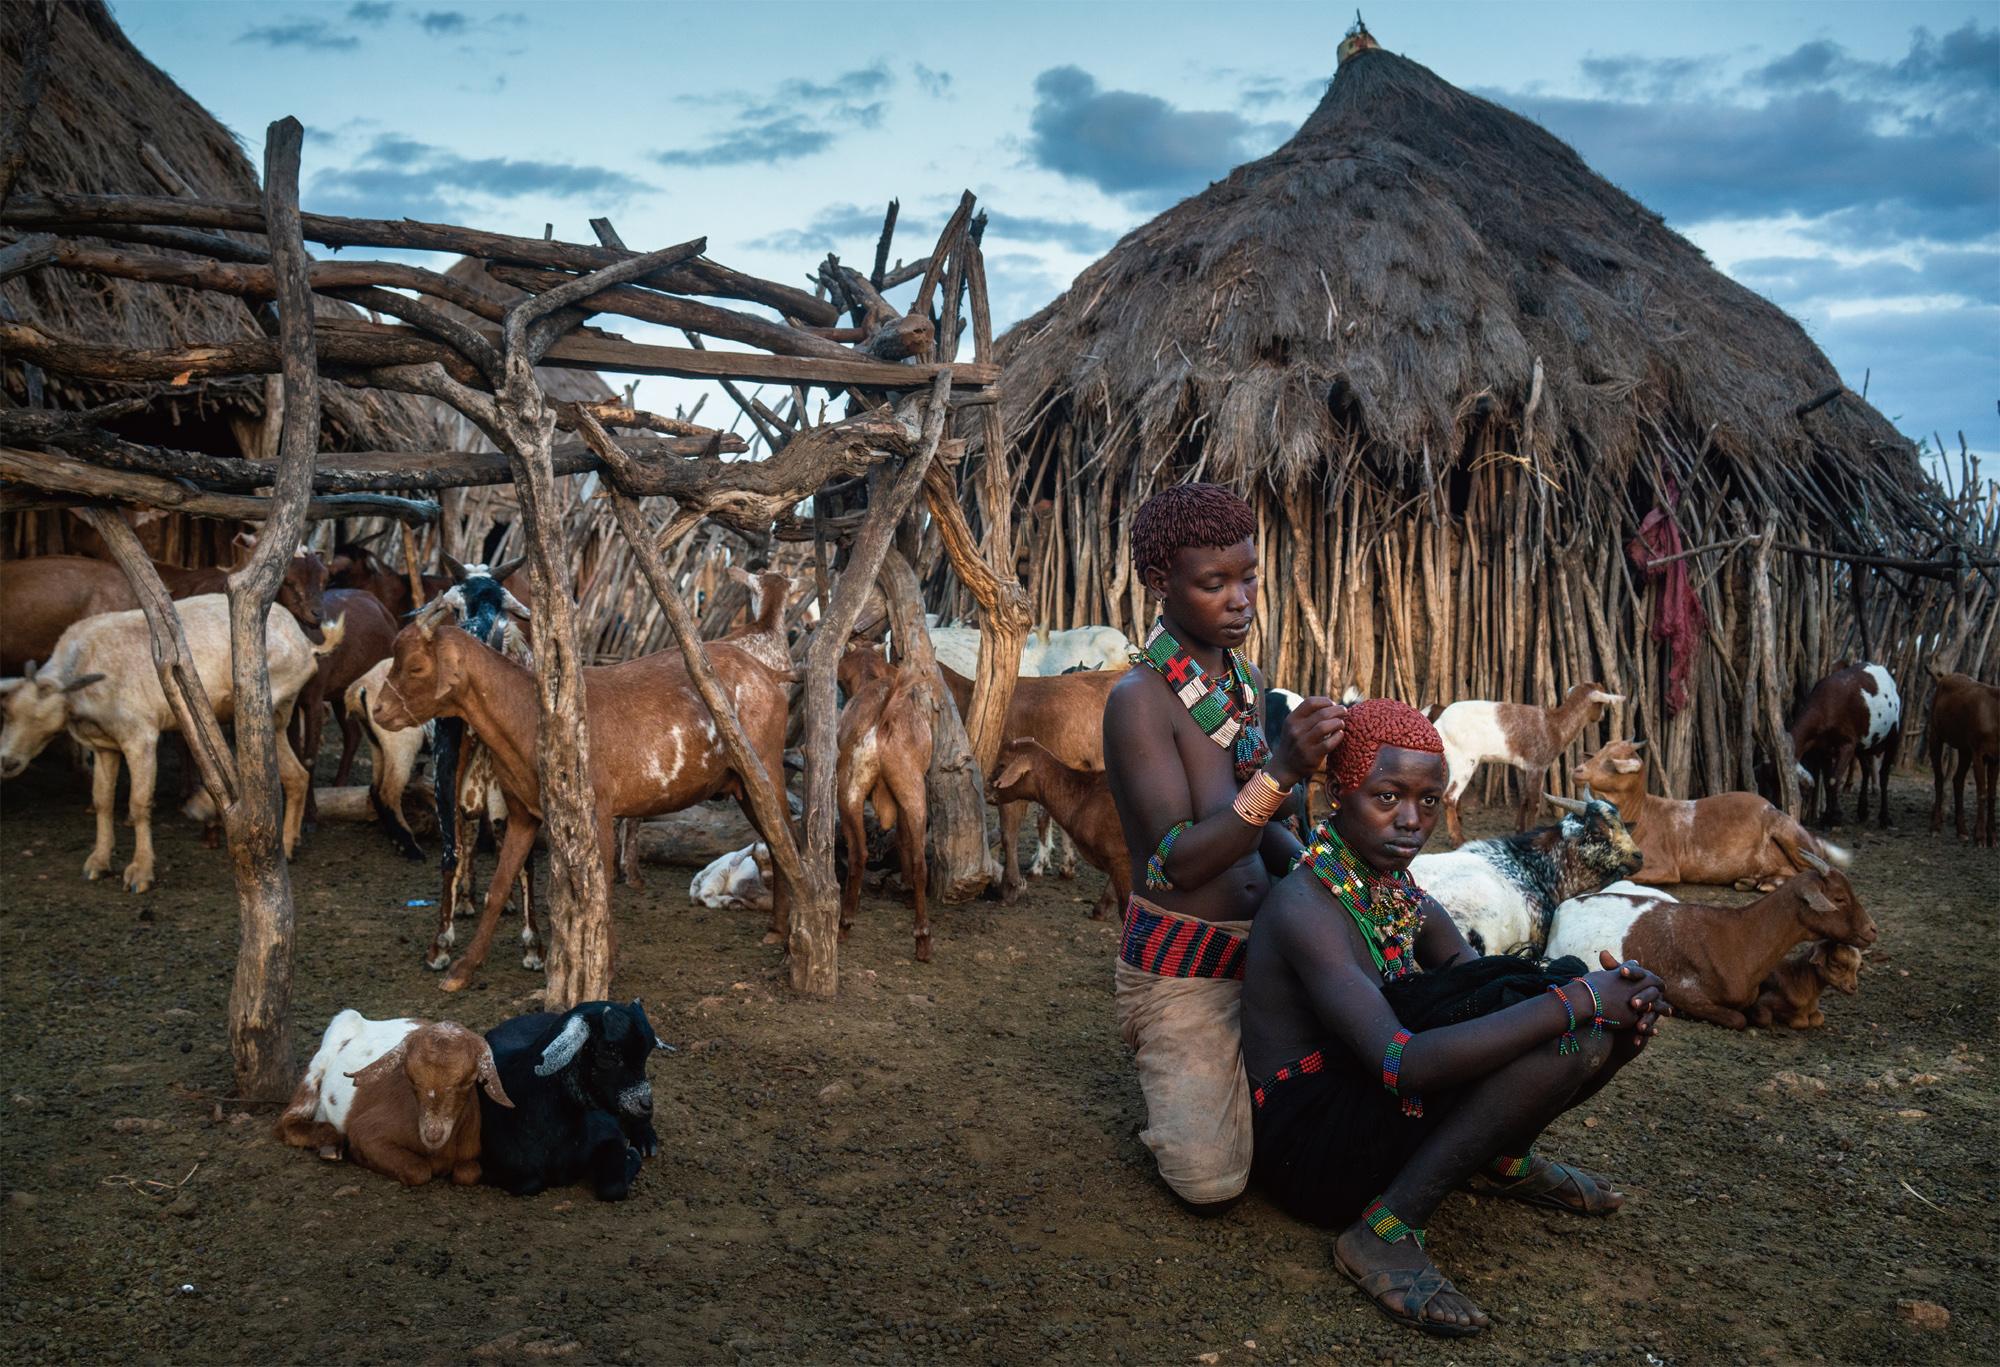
[1329,698,1444,792]
[1131,483,1256,581]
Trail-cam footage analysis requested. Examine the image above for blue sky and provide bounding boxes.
[117,0,1998,464]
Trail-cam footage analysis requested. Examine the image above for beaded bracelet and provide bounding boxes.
[1230,769,1290,827]
[1572,976,1608,1038]
[1145,820,1195,891]
[1379,1028,1422,1117]
[1362,1196,1426,1247]
[1548,983,1581,1055]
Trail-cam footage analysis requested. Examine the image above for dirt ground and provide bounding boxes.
[1,752,1994,1367]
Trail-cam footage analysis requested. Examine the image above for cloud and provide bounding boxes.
[1025,66,1290,203]
[660,62,899,168]
[347,2,393,23]
[1732,248,2000,310]
[236,20,360,51]
[913,63,953,98]
[418,10,468,34]
[1490,24,2000,249]
[308,133,650,221]
[746,202,1118,259]
[1808,305,1999,448]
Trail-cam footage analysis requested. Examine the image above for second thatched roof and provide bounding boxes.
[998,41,1931,535]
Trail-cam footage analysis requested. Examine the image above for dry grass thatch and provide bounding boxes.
[0,0,441,455]
[971,41,1984,800]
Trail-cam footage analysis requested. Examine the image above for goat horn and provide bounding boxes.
[1799,848,1830,876]
[1630,740,1647,753]
[1544,792,1589,815]
[490,555,528,583]
[534,1014,592,1077]
[441,553,469,582]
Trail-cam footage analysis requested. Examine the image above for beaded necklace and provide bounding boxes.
[1295,818,1427,982]
[1138,618,1270,782]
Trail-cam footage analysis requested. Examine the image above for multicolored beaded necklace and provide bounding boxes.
[1295,818,1427,983]
[1138,618,1270,783]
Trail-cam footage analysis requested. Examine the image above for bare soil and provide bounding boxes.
[2,757,1994,1367]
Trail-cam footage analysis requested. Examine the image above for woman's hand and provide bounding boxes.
[1577,953,1671,1032]
[1269,697,1346,788]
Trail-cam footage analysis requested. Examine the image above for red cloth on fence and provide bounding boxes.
[1627,497,1706,715]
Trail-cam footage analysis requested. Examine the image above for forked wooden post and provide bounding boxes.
[1753,523,1802,819]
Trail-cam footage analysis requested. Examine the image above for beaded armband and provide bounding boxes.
[1230,769,1289,827]
[1548,983,1581,1055]
[1379,1028,1422,1117]
[1145,820,1195,892]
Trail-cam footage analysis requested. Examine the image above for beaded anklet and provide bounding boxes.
[1145,820,1195,891]
[1490,1152,1533,1180]
[1361,1197,1426,1247]
[1572,977,1608,1039]
[1548,983,1581,1055]
[1379,1028,1422,1117]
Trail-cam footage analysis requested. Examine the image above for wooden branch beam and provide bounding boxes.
[0,446,437,522]
[0,232,57,284]
[1,192,841,325]
[0,317,996,392]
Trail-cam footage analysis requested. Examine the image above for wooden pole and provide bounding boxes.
[219,118,318,1101]
[1753,522,1803,818]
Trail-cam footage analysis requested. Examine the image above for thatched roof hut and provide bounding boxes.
[982,33,1963,797]
[1,1,442,560]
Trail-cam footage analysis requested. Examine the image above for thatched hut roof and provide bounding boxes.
[0,0,441,455]
[998,41,1929,532]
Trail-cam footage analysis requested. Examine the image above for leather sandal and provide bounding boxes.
[1333,1245,1487,1338]
[1469,1155,1622,1215]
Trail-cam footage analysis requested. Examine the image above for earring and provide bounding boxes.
[1327,797,1341,815]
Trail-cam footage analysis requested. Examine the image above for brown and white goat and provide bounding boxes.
[1435,681,1623,844]
[1749,940,1865,1029]
[275,1010,512,1186]
[1543,851,1878,1029]
[837,644,934,959]
[1787,662,1902,828]
[372,615,790,990]
[0,595,335,892]
[988,736,1130,921]
[938,661,1123,900]
[346,658,429,860]
[0,544,328,675]
[292,588,400,814]
[1575,738,1848,890]
[1926,664,1998,847]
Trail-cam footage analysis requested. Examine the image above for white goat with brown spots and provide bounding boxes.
[1435,681,1623,844]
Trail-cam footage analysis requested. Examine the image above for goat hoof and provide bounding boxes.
[438,974,470,993]
[521,952,544,972]
[83,861,109,882]
[914,937,932,963]
[123,864,153,894]
[760,930,782,946]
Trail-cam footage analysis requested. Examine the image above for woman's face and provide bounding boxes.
[1332,745,1447,871]
[1146,538,1257,652]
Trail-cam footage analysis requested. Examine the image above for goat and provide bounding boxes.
[0,544,328,676]
[1544,851,1877,1029]
[290,588,399,819]
[1408,793,1641,955]
[346,658,428,860]
[274,1009,512,1186]
[837,643,934,959]
[1749,940,1865,1029]
[1575,738,1849,890]
[988,736,1128,920]
[0,596,335,892]
[326,534,463,621]
[372,617,790,991]
[924,622,1133,679]
[688,842,773,911]
[1435,681,1623,844]
[1787,662,1902,828]
[938,661,1122,901]
[1926,664,1999,846]
[480,999,670,1201]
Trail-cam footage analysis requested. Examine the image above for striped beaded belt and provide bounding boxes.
[1249,1049,1326,1109]
[1119,898,1248,981]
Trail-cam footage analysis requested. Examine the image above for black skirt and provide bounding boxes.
[1249,954,1585,1228]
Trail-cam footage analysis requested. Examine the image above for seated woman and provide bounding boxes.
[1240,699,1669,1338]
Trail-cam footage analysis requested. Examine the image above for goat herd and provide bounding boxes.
[0,537,1996,1204]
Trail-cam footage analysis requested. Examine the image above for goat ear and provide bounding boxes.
[344,1036,411,1088]
[501,590,532,622]
[726,565,753,589]
[1800,888,1836,915]
[534,1013,592,1077]
[475,1040,514,1108]
[1807,941,1830,967]
[994,754,1032,791]
[63,673,108,694]
[1612,757,1643,773]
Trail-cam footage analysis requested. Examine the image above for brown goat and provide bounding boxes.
[372,619,790,990]
[1543,853,1878,1029]
[0,546,328,674]
[329,542,532,625]
[837,644,934,959]
[1926,665,1999,846]
[1749,940,1864,1029]
[1575,738,1847,890]
[1435,681,1624,844]
[292,588,400,813]
[988,736,1129,921]
[938,661,1123,901]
